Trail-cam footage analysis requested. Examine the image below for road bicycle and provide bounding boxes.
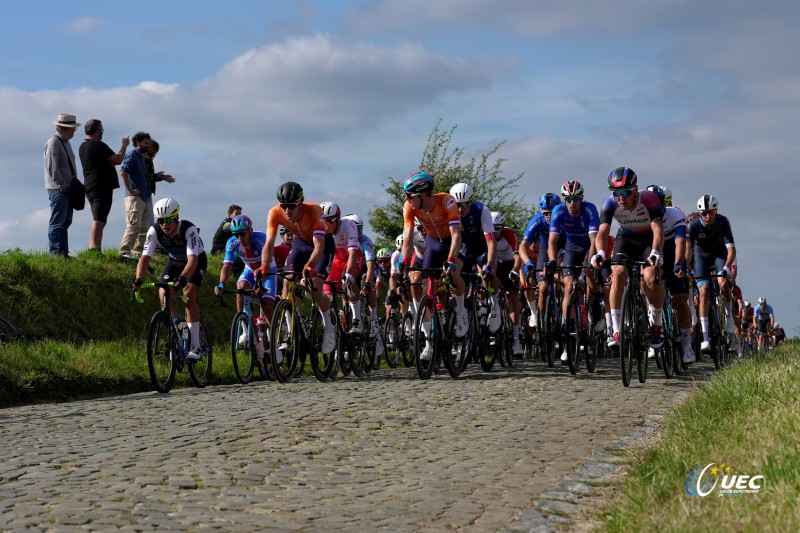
[0,314,27,343]
[539,267,563,368]
[217,287,273,384]
[695,272,730,369]
[463,271,504,372]
[652,283,683,379]
[382,276,414,368]
[561,264,590,375]
[135,281,213,393]
[325,278,366,380]
[610,254,652,387]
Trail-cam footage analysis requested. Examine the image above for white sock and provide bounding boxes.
[611,309,621,334]
[351,302,361,322]
[321,309,332,329]
[187,322,200,348]
[651,307,662,326]
[456,294,465,314]
[701,317,709,341]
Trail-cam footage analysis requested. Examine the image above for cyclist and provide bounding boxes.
[646,185,695,364]
[132,198,207,361]
[320,202,364,332]
[398,171,468,361]
[740,299,755,349]
[375,247,393,317]
[214,215,278,342]
[774,323,786,346]
[519,193,563,332]
[388,235,409,317]
[491,211,524,356]
[593,167,666,349]
[548,180,603,363]
[450,182,500,332]
[258,181,336,354]
[754,297,774,351]
[687,195,738,353]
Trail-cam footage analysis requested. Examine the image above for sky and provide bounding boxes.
[1,0,798,332]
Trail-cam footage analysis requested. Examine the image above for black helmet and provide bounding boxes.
[276,181,304,204]
[607,167,638,190]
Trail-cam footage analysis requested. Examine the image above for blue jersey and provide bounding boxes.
[549,202,600,247]
[359,233,376,262]
[223,231,268,271]
[755,304,774,322]
[688,214,734,255]
[460,200,492,257]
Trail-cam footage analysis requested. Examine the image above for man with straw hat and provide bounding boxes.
[44,113,80,258]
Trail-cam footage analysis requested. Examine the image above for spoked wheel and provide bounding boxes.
[709,305,723,370]
[362,318,376,374]
[445,301,470,378]
[401,311,414,367]
[310,309,337,381]
[270,299,299,383]
[636,295,649,384]
[660,311,675,379]
[544,295,558,368]
[565,294,582,375]
[587,327,601,373]
[414,296,436,380]
[146,311,177,393]
[231,312,255,384]
[521,307,535,360]
[619,289,636,387]
[188,315,213,388]
[383,313,401,369]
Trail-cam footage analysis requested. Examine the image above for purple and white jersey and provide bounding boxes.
[599,190,664,235]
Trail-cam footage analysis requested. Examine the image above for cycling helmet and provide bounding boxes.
[403,171,435,194]
[343,213,363,229]
[661,186,673,206]
[697,194,719,211]
[450,182,473,203]
[414,217,422,228]
[607,167,638,190]
[276,181,304,204]
[153,197,180,219]
[279,225,290,236]
[376,247,391,259]
[646,185,665,205]
[319,201,340,220]
[561,180,584,197]
[744,300,750,308]
[395,234,404,249]
[538,192,562,210]
[230,214,252,234]
[491,211,505,228]
[757,297,766,305]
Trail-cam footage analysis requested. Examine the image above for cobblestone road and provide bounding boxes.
[0,359,703,532]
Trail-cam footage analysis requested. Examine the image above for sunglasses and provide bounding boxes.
[542,211,552,217]
[612,189,634,198]
[157,217,176,224]
[280,203,299,210]
[701,210,717,217]
[457,202,470,208]
[563,195,582,203]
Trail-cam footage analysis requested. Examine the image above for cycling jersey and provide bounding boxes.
[494,227,518,262]
[688,214,735,253]
[390,249,402,274]
[413,228,426,257]
[267,202,332,242]
[331,219,360,262]
[522,212,551,247]
[143,219,205,260]
[755,304,774,322]
[403,193,460,240]
[741,305,754,321]
[599,190,664,235]
[358,234,376,263]
[223,231,277,271]
[458,201,493,258]
[663,207,687,242]
[549,202,599,246]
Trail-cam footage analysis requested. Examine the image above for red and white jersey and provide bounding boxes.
[332,219,360,262]
[494,227,518,262]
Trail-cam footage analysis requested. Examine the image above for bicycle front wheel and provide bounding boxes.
[544,294,557,368]
[619,288,636,387]
[231,312,255,384]
[401,311,415,367]
[310,308,336,381]
[383,313,401,369]
[414,296,436,380]
[188,315,213,388]
[565,294,582,375]
[146,311,177,393]
[270,299,299,383]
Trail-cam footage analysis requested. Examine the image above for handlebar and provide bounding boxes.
[133,281,189,304]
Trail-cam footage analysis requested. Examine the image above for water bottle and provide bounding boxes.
[179,320,189,340]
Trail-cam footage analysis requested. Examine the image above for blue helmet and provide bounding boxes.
[230,214,252,234]
[645,185,665,205]
[538,192,562,210]
[403,171,435,194]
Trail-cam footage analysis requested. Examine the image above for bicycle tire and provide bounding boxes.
[309,308,336,381]
[520,307,535,360]
[383,313,401,369]
[443,300,467,378]
[401,311,415,367]
[146,311,177,393]
[709,302,722,370]
[497,295,513,368]
[619,287,636,387]
[636,292,648,384]
[544,293,557,368]
[587,327,601,373]
[270,299,299,383]
[414,295,436,380]
[188,316,213,388]
[231,312,255,384]
[565,293,581,375]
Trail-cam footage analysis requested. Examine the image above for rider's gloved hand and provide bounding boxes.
[175,275,188,288]
[721,266,731,278]
[545,260,557,273]
[590,250,606,269]
[523,261,535,277]
[673,264,688,277]
[214,282,225,296]
[648,250,664,267]
[482,265,494,281]
[303,265,318,279]
[444,257,457,273]
[131,277,143,291]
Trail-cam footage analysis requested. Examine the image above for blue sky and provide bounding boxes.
[2,1,798,331]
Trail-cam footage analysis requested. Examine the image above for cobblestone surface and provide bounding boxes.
[0,358,704,531]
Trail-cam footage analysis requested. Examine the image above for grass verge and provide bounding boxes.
[599,345,800,532]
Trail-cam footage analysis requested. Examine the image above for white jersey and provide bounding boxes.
[391,250,402,274]
[413,227,426,257]
[663,206,687,241]
[332,219,360,251]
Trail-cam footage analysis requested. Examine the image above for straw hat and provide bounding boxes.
[53,113,80,128]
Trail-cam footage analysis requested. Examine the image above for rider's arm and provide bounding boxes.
[219,263,232,285]
[135,254,152,282]
[725,245,736,270]
[181,253,198,280]
[448,224,462,261]
[650,219,664,254]
[260,236,275,272]
[306,234,325,270]
[518,239,533,264]
[547,230,559,263]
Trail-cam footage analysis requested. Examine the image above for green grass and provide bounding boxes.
[599,345,800,532]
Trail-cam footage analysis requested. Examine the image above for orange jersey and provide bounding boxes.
[403,193,461,240]
[267,202,332,242]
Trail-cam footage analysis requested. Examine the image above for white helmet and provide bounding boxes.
[661,186,673,206]
[319,201,340,219]
[395,234,404,249]
[449,182,473,203]
[414,217,422,227]
[153,197,180,219]
[743,300,750,308]
[342,213,363,229]
[697,194,719,211]
[757,297,766,305]
[491,211,505,227]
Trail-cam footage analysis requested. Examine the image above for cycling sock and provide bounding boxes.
[187,322,199,348]
[490,294,499,311]
[651,307,662,326]
[370,306,378,321]
[680,328,691,347]
[351,302,361,323]
[513,324,520,339]
[611,309,621,333]
[605,311,611,329]
[723,301,732,317]
[456,294,465,314]
[700,317,709,341]
[321,309,332,329]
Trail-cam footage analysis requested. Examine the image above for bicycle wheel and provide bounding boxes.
[520,307,535,360]
[497,297,513,368]
[230,312,255,384]
[146,311,177,393]
[401,311,415,367]
[444,300,468,378]
[709,303,722,370]
[587,327,600,373]
[565,293,582,375]
[543,294,557,368]
[310,308,336,381]
[660,304,675,378]
[383,313,401,369]
[414,295,436,380]
[619,287,636,387]
[362,315,376,374]
[270,299,299,383]
[636,293,648,384]
[188,316,213,388]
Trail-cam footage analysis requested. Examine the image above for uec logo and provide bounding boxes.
[685,463,763,497]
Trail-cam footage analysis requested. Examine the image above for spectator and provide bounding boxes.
[143,139,174,225]
[44,113,80,258]
[212,204,244,276]
[79,119,129,251]
[118,132,152,259]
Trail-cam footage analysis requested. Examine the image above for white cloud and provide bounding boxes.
[63,17,106,35]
